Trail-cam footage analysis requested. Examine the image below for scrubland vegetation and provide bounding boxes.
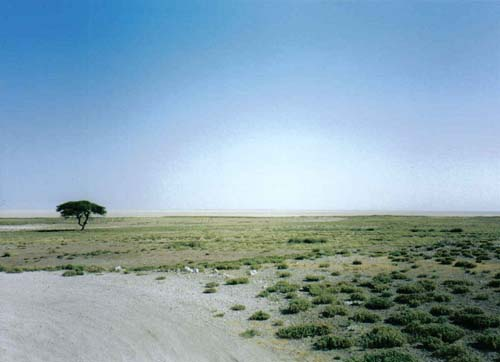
[1,215,499,361]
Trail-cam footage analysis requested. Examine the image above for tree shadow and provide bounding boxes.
[36,229,77,233]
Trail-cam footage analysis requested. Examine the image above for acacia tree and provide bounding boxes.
[56,200,106,231]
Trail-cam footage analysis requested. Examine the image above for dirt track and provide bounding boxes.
[0,272,289,362]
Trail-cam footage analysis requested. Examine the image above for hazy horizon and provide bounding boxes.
[2,1,499,212]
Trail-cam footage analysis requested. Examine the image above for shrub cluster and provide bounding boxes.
[362,326,406,348]
[276,323,331,339]
[314,335,353,350]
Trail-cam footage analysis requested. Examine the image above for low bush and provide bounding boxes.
[386,309,434,326]
[304,275,324,282]
[433,293,452,302]
[225,277,249,285]
[451,312,500,330]
[365,297,394,310]
[350,292,368,301]
[314,335,353,350]
[350,309,381,323]
[231,304,245,311]
[321,305,348,318]
[454,260,477,269]
[62,269,84,277]
[403,322,464,343]
[356,350,417,362]
[205,282,219,288]
[486,280,500,288]
[362,326,406,348]
[203,287,217,293]
[249,310,270,321]
[433,344,480,362]
[474,333,500,351]
[288,238,326,244]
[240,329,259,338]
[429,305,453,316]
[281,298,311,314]
[312,294,335,305]
[276,262,289,270]
[266,281,300,294]
[276,323,331,339]
[278,271,291,278]
[419,336,444,351]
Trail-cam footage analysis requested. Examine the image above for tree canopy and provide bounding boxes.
[56,200,106,230]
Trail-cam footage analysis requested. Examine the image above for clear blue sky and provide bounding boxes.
[1,1,499,211]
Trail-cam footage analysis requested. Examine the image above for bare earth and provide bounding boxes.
[0,272,290,362]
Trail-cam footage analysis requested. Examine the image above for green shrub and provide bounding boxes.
[487,280,500,288]
[205,282,219,288]
[474,333,500,351]
[281,298,311,314]
[240,329,259,338]
[62,269,84,277]
[288,238,326,244]
[454,260,477,269]
[266,281,299,293]
[433,293,452,302]
[403,322,464,343]
[473,293,488,301]
[276,323,331,339]
[340,284,359,293]
[365,297,394,310]
[304,275,324,282]
[396,283,424,294]
[155,276,166,280]
[450,285,470,294]
[419,336,444,351]
[312,294,335,305]
[350,309,381,323]
[390,271,409,280]
[353,260,363,265]
[442,279,473,287]
[356,350,417,362]
[225,277,249,285]
[394,293,432,307]
[203,287,217,293]
[350,292,367,301]
[278,271,291,278]
[303,282,337,296]
[430,305,454,316]
[433,344,480,362]
[386,309,434,326]
[314,335,353,350]
[276,262,289,269]
[319,262,330,268]
[362,326,406,348]
[231,304,246,311]
[373,273,392,284]
[249,310,270,321]
[451,312,500,330]
[321,305,348,317]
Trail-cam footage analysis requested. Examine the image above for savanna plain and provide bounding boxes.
[0,216,499,362]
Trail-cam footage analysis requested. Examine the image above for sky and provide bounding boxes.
[1,0,499,211]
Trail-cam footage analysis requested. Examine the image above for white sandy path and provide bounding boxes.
[0,272,290,362]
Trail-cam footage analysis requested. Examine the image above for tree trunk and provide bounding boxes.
[77,212,90,231]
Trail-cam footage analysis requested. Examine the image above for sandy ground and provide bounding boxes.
[0,271,292,362]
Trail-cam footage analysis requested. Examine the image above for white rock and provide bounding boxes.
[114,266,123,272]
